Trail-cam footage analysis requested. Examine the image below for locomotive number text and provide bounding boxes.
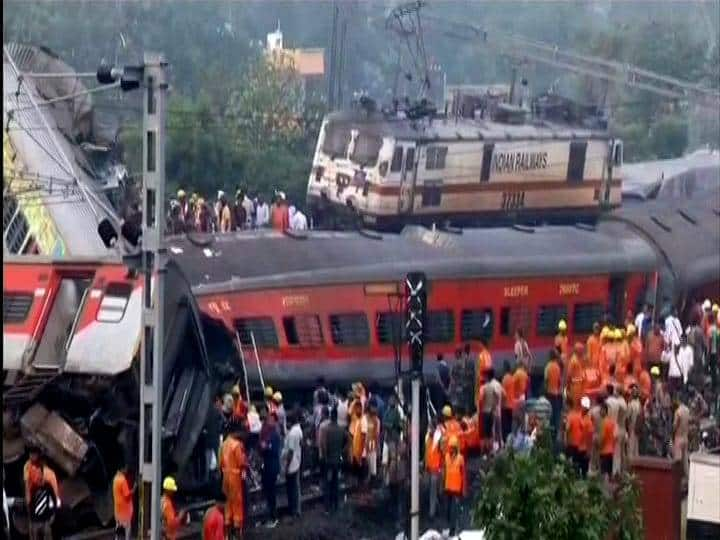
[501,191,526,211]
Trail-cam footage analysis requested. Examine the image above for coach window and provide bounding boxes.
[234,317,279,348]
[426,146,448,170]
[3,292,34,323]
[537,304,568,336]
[427,310,455,343]
[97,283,133,323]
[499,306,531,337]
[461,309,494,342]
[330,313,370,346]
[283,314,324,347]
[376,312,404,345]
[422,181,442,207]
[573,302,605,334]
[390,147,404,173]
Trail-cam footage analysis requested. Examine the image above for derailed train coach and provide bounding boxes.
[2,256,213,534]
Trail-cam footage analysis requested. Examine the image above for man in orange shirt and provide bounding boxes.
[161,477,186,540]
[24,447,60,540]
[475,338,493,407]
[231,385,248,427]
[555,319,570,366]
[637,368,652,403]
[441,406,463,458]
[565,398,585,473]
[424,417,443,519]
[567,343,586,409]
[113,465,134,540]
[616,329,630,386]
[501,361,516,442]
[544,350,563,440]
[627,324,644,376]
[586,323,602,371]
[598,402,617,483]
[444,436,466,537]
[220,427,247,538]
[578,396,594,477]
[202,495,225,540]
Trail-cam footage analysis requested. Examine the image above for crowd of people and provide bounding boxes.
[166,187,308,235]
[21,300,718,539]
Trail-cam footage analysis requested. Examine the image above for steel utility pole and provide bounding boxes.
[138,52,168,540]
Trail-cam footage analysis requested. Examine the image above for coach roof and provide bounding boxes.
[168,224,656,295]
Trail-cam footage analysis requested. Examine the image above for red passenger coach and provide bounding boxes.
[169,225,658,385]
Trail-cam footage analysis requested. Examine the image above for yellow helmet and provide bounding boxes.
[273,391,283,403]
[713,303,719,313]
[448,435,459,448]
[614,329,623,340]
[163,476,178,492]
[231,385,241,396]
[177,189,186,198]
[600,326,610,340]
[558,319,567,332]
[264,386,274,398]
[626,324,636,336]
[442,405,452,418]
[650,366,661,377]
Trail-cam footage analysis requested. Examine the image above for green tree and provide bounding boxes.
[472,431,643,540]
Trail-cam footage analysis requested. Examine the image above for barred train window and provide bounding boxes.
[234,317,279,348]
[390,147,403,172]
[427,310,455,343]
[500,306,531,337]
[537,304,568,336]
[283,314,324,347]
[573,302,605,334]
[3,292,33,323]
[462,309,494,341]
[330,313,370,346]
[376,312,404,345]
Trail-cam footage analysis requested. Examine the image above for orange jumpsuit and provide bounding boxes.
[161,494,182,540]
[616,341,630,385]
[443,418,463,458]
[586,334,602,371]
[112,471,133,528]
[567,354,586,408]
[462,415,481,452]
[23,460,60,506]
[638,370,652,402]
[475,348,492,404]
[220,437,247,529]
[513,367,529,406]
[629,337,643,377]
[349,402,365,465]
[555,333,569,366]
[600,342,616,383]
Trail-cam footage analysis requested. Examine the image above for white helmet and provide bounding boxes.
[580,396,591,410]
[703,299,712,310]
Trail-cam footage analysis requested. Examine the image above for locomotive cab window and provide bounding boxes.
[376,312,404,345]
[97,282,132,323]
[330,313,370,346]
[500,306,531,337]
[351,133,383,166]
[425,146,448,170]
[234,317,279,348]
[390,147,404,172]
[427,310,455,343]
[573,302,605,334]
[283,314,324,347]
[3,292,33,323]
[537,304,568,336]
[321,123,351,158]
[461,309,494,342]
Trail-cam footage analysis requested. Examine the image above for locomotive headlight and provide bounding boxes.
[378,161,389,177]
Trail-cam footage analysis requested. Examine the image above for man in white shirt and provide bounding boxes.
[255,195,270,228]
[283,411,303,517]
[241,192,255,228]
[289,206,308,231]
[677,335,694,386]
[664,307,682,350]
[634,304,652,340]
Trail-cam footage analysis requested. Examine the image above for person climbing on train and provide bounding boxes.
[544,349,563,442]
[555,319,570,366]
[24,447,60,540]
[112,464,134,540]
[161,477,187,540]
[443,436,466,537]
[220,424,247,539]
[202,494,225,540]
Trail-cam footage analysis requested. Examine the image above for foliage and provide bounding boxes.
[472,431,643,540]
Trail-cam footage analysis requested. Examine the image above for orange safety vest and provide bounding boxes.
[555,334,569,364]
[567,355,585,407]
[350,412,365,463]
[220,437,246,528]
[443,419,463,456]
[630,338,644,376]
[161,494,181,540]
[23,460,59,504]
[444,453,465,496]
[424,429,443,474]
[113,471,133,525]
[545,360,562,396]
[587,334,601,371]
[599,417,617,456]
[463,415,481,451]
[476,349,493,398]
[501,373,516,410]
[514,367,529,406]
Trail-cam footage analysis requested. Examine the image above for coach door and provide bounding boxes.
[398,143,417,214]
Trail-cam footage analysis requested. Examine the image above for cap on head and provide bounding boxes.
[703,299,711,310]
[442,405,452,418]
[273,391,283,403]
[177,189,186,198]
[650,366,661,377]
[713,303,719,313]
[601,326,610,340]
[231,385,241,396]
[558,319,567,332]
[163,476,178,492]
[580,396,591,410]
[265,386,274,398]
[626,323,636,336]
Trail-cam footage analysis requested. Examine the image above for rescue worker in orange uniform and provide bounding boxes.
[24,447,60,540]
[202,495,225,540]
[638,368,652,402]
[599,326,616,384]
[112,464,134,540]
[627,324,644,377]
[564,398,585,474]
[231,385,248,427]
[578,396,595,477]
[348,394,365,485]
[220,426,247,539]
[444,436,466,536]
[615,329,630,387]
[544,350,563,439]
[161,477,186,540]
[461,412,481,453]
[501,361,516,442]
[586,323,602,371]
[567,342,587,409]
[598,402,617,483]
[441,405,462,458]
[424,417,444,519]
[475,338,493,406]
[514,361,530,409]
[555,319,570,366]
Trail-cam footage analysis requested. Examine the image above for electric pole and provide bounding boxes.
[138,51,168,540]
